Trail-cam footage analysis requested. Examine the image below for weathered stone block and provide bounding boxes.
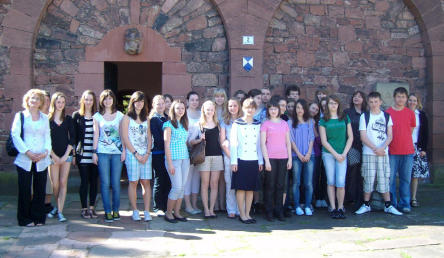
[192,73,217,87]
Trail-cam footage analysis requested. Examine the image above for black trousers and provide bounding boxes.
[264,159,287,215]
[313,156,327,201]
[345,163,363,205]
[78,163,99,209]
[17,164,47,226]
[152,154,171,212]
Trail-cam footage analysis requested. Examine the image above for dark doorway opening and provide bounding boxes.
[104,62,162,112]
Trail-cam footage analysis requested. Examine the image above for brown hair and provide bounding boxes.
[99,89,117,115]
[323,95,346,122]
[79,90,97,116]
[22,89,45,110]
[223,98,242,124]
[127,91,148,122]
[168,99,188,130]
[48,92,66,122]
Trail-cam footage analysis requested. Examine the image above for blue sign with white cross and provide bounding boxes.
[243,56,253,72]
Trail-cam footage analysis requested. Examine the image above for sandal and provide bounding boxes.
[411,199,419,207]
[25,222,35,227]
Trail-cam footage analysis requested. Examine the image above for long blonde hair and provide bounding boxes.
[79,90,97,116]
[149,95,166,119]
[409,93,423,110]
[223,98,242,124]
[48,92,66,121]
[199,100,219,127]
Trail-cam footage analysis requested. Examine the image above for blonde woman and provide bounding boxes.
[189,100,224,218]
[220,98,242,218]
[213,88,228,211]
[12,89,51,226]
[149,95,171,215]
[47,92,75,222]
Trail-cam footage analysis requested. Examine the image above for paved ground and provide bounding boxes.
[0,181,444,257]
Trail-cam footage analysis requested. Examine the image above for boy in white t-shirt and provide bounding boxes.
[355,92,402,215]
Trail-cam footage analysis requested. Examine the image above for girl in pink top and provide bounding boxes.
[260,100,292,221]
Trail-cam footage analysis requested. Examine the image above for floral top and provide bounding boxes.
[127,118,149,155]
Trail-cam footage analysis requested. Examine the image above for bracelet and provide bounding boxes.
[133,150,138,155]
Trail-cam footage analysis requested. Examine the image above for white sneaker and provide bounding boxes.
[385,205,403,216]
[143,211,152,221]
[154,210,165,217]
[355,204,371,215]
[193,208,202,214]
[132,210,141,221]
[58,212,67,222]
[321,200,328,208]
[295,207,304,216]
[304,207,313,216]
[48,207,57,218]
[315,200,322,208]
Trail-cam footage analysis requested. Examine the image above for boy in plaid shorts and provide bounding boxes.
[355,92,402,215]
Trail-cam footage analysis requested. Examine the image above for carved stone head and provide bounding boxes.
[124,28,142,55]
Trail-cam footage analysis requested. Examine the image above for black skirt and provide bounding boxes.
[232,159,259,191]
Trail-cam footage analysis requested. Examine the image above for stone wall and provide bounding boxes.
[34,0,228,109]
[264,0,426,103]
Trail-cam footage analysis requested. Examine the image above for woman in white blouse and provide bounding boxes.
[230,98,263,224]
[11,89,52,227]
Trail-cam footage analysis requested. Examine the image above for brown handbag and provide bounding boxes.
[189,126,206,165]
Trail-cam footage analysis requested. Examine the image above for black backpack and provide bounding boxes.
[6,112,24,156]
[363,111,390,134]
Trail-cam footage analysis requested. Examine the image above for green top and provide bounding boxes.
[319,116,350,154]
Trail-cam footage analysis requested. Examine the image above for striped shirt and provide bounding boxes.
[81,118,94,164]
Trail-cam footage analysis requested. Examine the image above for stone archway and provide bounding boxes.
[74,25,189,102]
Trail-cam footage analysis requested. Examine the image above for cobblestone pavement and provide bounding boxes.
[1,184,444,258]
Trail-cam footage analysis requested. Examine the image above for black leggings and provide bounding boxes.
[17,164,47,226]
[152,154,171,212]
[345,163,363,204]
[78,163,99,209]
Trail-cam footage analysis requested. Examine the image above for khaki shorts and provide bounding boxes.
[361,154,390,194]
[197,155,224,172]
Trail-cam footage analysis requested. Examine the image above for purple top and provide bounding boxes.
[288,119,315,157]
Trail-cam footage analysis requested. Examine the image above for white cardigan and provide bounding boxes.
[229,118,263,165]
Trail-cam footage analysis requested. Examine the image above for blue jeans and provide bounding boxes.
[98,153,123,213]
[322,152,347,187]
[292,157,314,208]
[389,154,414,209]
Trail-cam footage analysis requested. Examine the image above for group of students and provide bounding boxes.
[11,84,429,227]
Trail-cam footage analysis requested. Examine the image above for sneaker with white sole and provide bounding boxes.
[144,211,152,221]
[315,200,322,208]
[193,208,202,214]
[295,207,304,216]
[132,210,141,221]
[385,205,403,216]
[47,207,58,218]
[58,212,67,222]
[304,207,313,216]
[355,204,371,215]
[401,207,411,214]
